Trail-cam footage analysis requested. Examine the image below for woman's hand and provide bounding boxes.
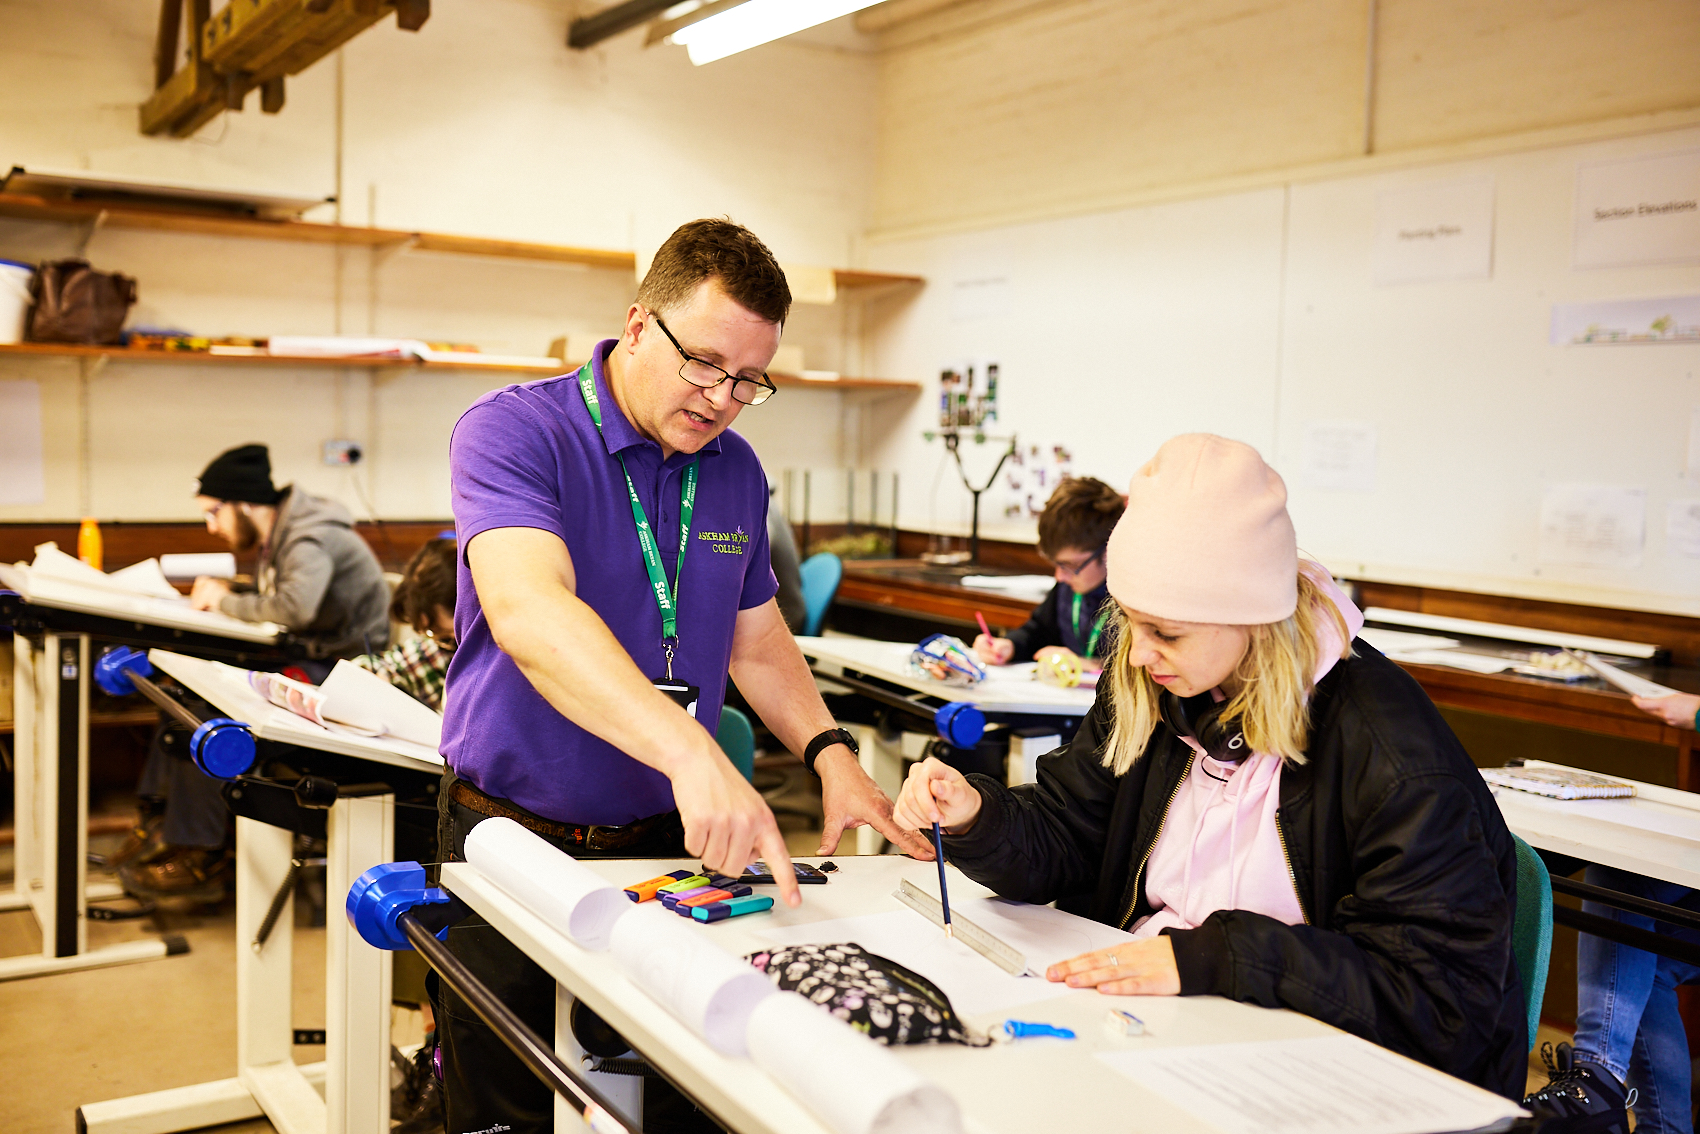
[1034,646,1079,666]
[1632,691,1700,729]
[1045,937,1180,996]
[973,635,1015,665]
[892,757,983,834]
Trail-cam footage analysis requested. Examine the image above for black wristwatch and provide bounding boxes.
[802,728,859,775]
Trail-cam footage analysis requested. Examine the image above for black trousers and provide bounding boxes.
[433,770,719,1134]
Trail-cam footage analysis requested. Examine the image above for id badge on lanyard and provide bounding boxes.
[578,363,703,717]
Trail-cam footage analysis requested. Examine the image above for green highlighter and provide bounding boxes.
[657,875,710,895]
[691,895,774,923]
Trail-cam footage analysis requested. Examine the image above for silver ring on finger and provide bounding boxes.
[1107,953,1120,966]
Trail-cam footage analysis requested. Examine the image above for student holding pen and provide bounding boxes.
[895,433,1527,1098]
[973,476,1124,669]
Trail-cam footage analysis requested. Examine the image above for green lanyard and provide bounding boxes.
[576,364,698,678]
[1072,592,1109,658]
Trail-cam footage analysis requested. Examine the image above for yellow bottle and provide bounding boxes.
[77,517,103,571]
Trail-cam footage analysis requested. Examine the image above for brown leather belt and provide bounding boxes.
[449,778,681,853]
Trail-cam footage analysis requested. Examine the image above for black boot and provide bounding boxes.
[1521,1041,1634,1134]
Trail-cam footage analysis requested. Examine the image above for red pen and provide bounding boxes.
[975,611,991,640]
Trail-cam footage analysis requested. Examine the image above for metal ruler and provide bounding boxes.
[895,878,1028,976]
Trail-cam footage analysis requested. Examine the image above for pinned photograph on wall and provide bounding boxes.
[1538,485,1646,570]
[999,441,1074,520]
[1372,175,1495,285]
[1550,295,1700,346]
[1574,149,1700,269]
[1301,421,1377,492]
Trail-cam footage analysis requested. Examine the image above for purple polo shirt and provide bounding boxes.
[442,339,778,824]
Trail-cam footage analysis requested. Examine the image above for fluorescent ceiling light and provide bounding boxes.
[669,0,881,65]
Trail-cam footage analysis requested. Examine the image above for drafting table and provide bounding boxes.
[76,650,442,1134]
[440,853,1521,1134]
[798,636,1094,854]
[0,567,286,981]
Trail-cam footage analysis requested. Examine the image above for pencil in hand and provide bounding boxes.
[931,821,953,938]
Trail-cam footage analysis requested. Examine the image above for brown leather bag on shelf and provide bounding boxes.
[27,259,137,344]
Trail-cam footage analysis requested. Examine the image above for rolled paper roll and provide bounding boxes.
[609,906,774,1057]
[745,992,963,1134]
[159,552,238,580]
[461,817,630,950]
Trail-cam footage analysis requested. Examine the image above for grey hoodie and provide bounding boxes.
[219,486,391,660]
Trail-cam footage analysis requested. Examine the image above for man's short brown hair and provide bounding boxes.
[1037,477,1126,560]
[637,218,791,326]
[392,537,457,629]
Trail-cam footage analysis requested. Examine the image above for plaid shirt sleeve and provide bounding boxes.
[353,635,451,711]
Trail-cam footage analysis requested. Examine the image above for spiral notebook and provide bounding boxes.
[1481,766,1636,800]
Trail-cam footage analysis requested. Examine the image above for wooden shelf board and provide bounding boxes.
[0,707,158,735]
[0,342,564,375]
[832,270,925,289]
[769,371,920,392]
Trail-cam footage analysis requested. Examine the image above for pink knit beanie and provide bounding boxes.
[1105,434,1297,624]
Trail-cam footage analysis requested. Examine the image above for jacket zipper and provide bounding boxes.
[1118,760,1191,930]
[1274,809,1311,925]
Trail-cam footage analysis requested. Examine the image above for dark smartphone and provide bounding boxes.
[717,861,830,885]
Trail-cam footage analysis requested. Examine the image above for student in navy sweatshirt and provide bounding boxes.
[973,476,1125,668]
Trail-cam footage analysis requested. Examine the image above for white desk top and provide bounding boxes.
[150,649,442,772]
[798,636,1096,718]
[1491,761,1700,890]
[0,562,282,644]
[442,854,1504,1134]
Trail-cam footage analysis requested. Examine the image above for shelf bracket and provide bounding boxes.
[75,210,109,258]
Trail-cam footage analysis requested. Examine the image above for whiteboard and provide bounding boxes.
[864,125,1700,617]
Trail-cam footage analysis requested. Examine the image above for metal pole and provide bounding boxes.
[891,472,900,560]
[397,911,642,1134]
[123,669,204,732]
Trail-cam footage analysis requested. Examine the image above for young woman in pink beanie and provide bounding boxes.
[895,433,1527,1100]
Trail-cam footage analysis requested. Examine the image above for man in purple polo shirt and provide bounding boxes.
[437,219,929,1133]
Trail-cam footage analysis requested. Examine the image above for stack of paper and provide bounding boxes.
[959,574,1055,602]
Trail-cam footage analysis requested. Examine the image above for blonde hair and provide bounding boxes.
[1099,571,1351,776]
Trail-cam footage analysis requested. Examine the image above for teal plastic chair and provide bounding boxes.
[799,552,843,637]
[1510,834,1553,1050]
[716,705,756,782]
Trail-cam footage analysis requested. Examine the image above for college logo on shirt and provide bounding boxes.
[698,526,749,555]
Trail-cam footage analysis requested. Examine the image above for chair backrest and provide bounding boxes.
[715,705,756,782]
[1510,833,1553,1050]
[799,552,843,637]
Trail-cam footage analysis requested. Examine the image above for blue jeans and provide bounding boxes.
[1572,865,1700,1134]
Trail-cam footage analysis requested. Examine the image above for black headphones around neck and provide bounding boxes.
[1158,690,1249,763]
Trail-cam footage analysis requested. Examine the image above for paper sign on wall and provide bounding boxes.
[1538,485,1646,569]
[1667,500,1700,559]
[0,379,46,506]
[1574,150,1700,268]
[1302,422,1377,491]
[1373,176,1495,285]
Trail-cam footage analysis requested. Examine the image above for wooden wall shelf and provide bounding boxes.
[0,342,563,375]
[769,372,921,392]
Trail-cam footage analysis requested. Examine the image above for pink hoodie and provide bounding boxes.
[1131,562,1364,940]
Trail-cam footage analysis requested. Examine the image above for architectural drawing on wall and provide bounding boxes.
[1549,295,1700,345]
[999,442,1075,520]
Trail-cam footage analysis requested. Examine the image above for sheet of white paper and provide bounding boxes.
[950,276,1011,322]
[107,558,183,599]
[1097,1035,1525,1134]
[1579,652,1678,699]
[1538,485,1646,569]
[1373,176,1495,285]
[1302,422,1377,491]
[159,552,237,580]
[0,379,45,505]
[31,544,183,599]
[1356,627,1461,654]
[1383,649,1512,675]
[746,992,963,1134]
[318,659,443,749]
[1689,408,1700,477]
[611,904,774,1056]
[1574,149,1700,269]
[1667,499,1700,558]
[462,818,630,950]
[1549,295,1700,346]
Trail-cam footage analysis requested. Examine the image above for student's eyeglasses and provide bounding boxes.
[202,501,229,524]
[1051,548,1105,578]
[651,313,778,406]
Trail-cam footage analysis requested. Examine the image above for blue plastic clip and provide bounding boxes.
[94,646,151,697]
[346,861,453,952]
[998,1020,1076,1041]
[934,701,986,750]
[190,717,257,780]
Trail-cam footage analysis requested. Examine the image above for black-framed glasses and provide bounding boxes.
[651,313,777,406]
[1051,547,1105,578]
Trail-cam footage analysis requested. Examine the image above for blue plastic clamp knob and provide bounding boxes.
[347,861,452,952]
[935,701,986,750]
[94,646,151,697]
[189,717,257,780]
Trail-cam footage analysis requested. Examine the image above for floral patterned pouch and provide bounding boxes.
[744,942,992,1047]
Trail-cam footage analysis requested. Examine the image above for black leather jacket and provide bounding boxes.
[943,640,1526,1098]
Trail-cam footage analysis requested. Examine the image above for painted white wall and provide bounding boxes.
[0,0,878,521]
